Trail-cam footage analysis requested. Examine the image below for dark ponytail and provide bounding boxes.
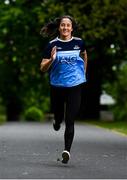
[40,19,58,37]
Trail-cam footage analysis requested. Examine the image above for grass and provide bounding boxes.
[85,120,127,136]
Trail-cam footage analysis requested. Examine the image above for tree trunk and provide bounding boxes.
[6,97,22,121]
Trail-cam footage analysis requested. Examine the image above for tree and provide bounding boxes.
[104,63,127,121]
[0,0,48,120]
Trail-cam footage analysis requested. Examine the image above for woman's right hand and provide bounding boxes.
[40,46,57,72]
[51,46,57,61]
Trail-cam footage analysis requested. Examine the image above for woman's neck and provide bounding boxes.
[59,35,72,41]
[57,36,73,42]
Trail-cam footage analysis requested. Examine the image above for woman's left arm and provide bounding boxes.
[83,50,88,72]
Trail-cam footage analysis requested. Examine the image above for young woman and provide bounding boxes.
[40,15,88,164]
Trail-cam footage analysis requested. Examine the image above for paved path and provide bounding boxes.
[0,121,127,179]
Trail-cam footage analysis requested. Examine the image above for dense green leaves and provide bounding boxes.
[0,0,50,120]
[104,63,127,121]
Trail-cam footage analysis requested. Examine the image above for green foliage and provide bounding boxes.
[24,91,50,114]
[104,63,127,121]
[24,106,44,122]
[113,64,127,121]
[0,98,6,124]
[0,0,51,120]
[0,115,6,124]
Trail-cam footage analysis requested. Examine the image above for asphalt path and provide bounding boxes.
[0,121,127,179]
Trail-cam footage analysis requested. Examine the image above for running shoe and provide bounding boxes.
[62,150,70,164]
[53,120,60,131]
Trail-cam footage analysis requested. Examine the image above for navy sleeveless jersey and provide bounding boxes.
[43,37,86,87]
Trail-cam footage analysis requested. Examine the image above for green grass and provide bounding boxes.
[85,120,127,136]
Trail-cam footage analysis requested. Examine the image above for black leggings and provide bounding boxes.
[50,84,83,152]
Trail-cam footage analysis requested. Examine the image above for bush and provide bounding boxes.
[113,64,127,121]
[104,63,127,121]
[112,105,127,121]
[24,106,44,122]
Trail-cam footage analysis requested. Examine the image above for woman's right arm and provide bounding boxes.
[40,46,56,72]
[40,58,53,72]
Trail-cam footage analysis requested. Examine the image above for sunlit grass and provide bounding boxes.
[85,120,127,135]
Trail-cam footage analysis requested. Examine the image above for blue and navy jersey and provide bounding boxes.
[43,36,86,87]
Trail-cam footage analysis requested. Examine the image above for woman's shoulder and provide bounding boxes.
[73,36,85,44]
[49,37,58,44]
[46,37,58,48]
[73,36,82,41]
[72,37,86,49]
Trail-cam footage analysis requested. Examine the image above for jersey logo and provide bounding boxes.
[73,45,80,50]
[56,47,62,50]
[58,55,77,64]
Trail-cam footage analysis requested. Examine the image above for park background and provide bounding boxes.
[0,0,127,132]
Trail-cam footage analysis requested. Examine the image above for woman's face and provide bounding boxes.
[59,18,73,40]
